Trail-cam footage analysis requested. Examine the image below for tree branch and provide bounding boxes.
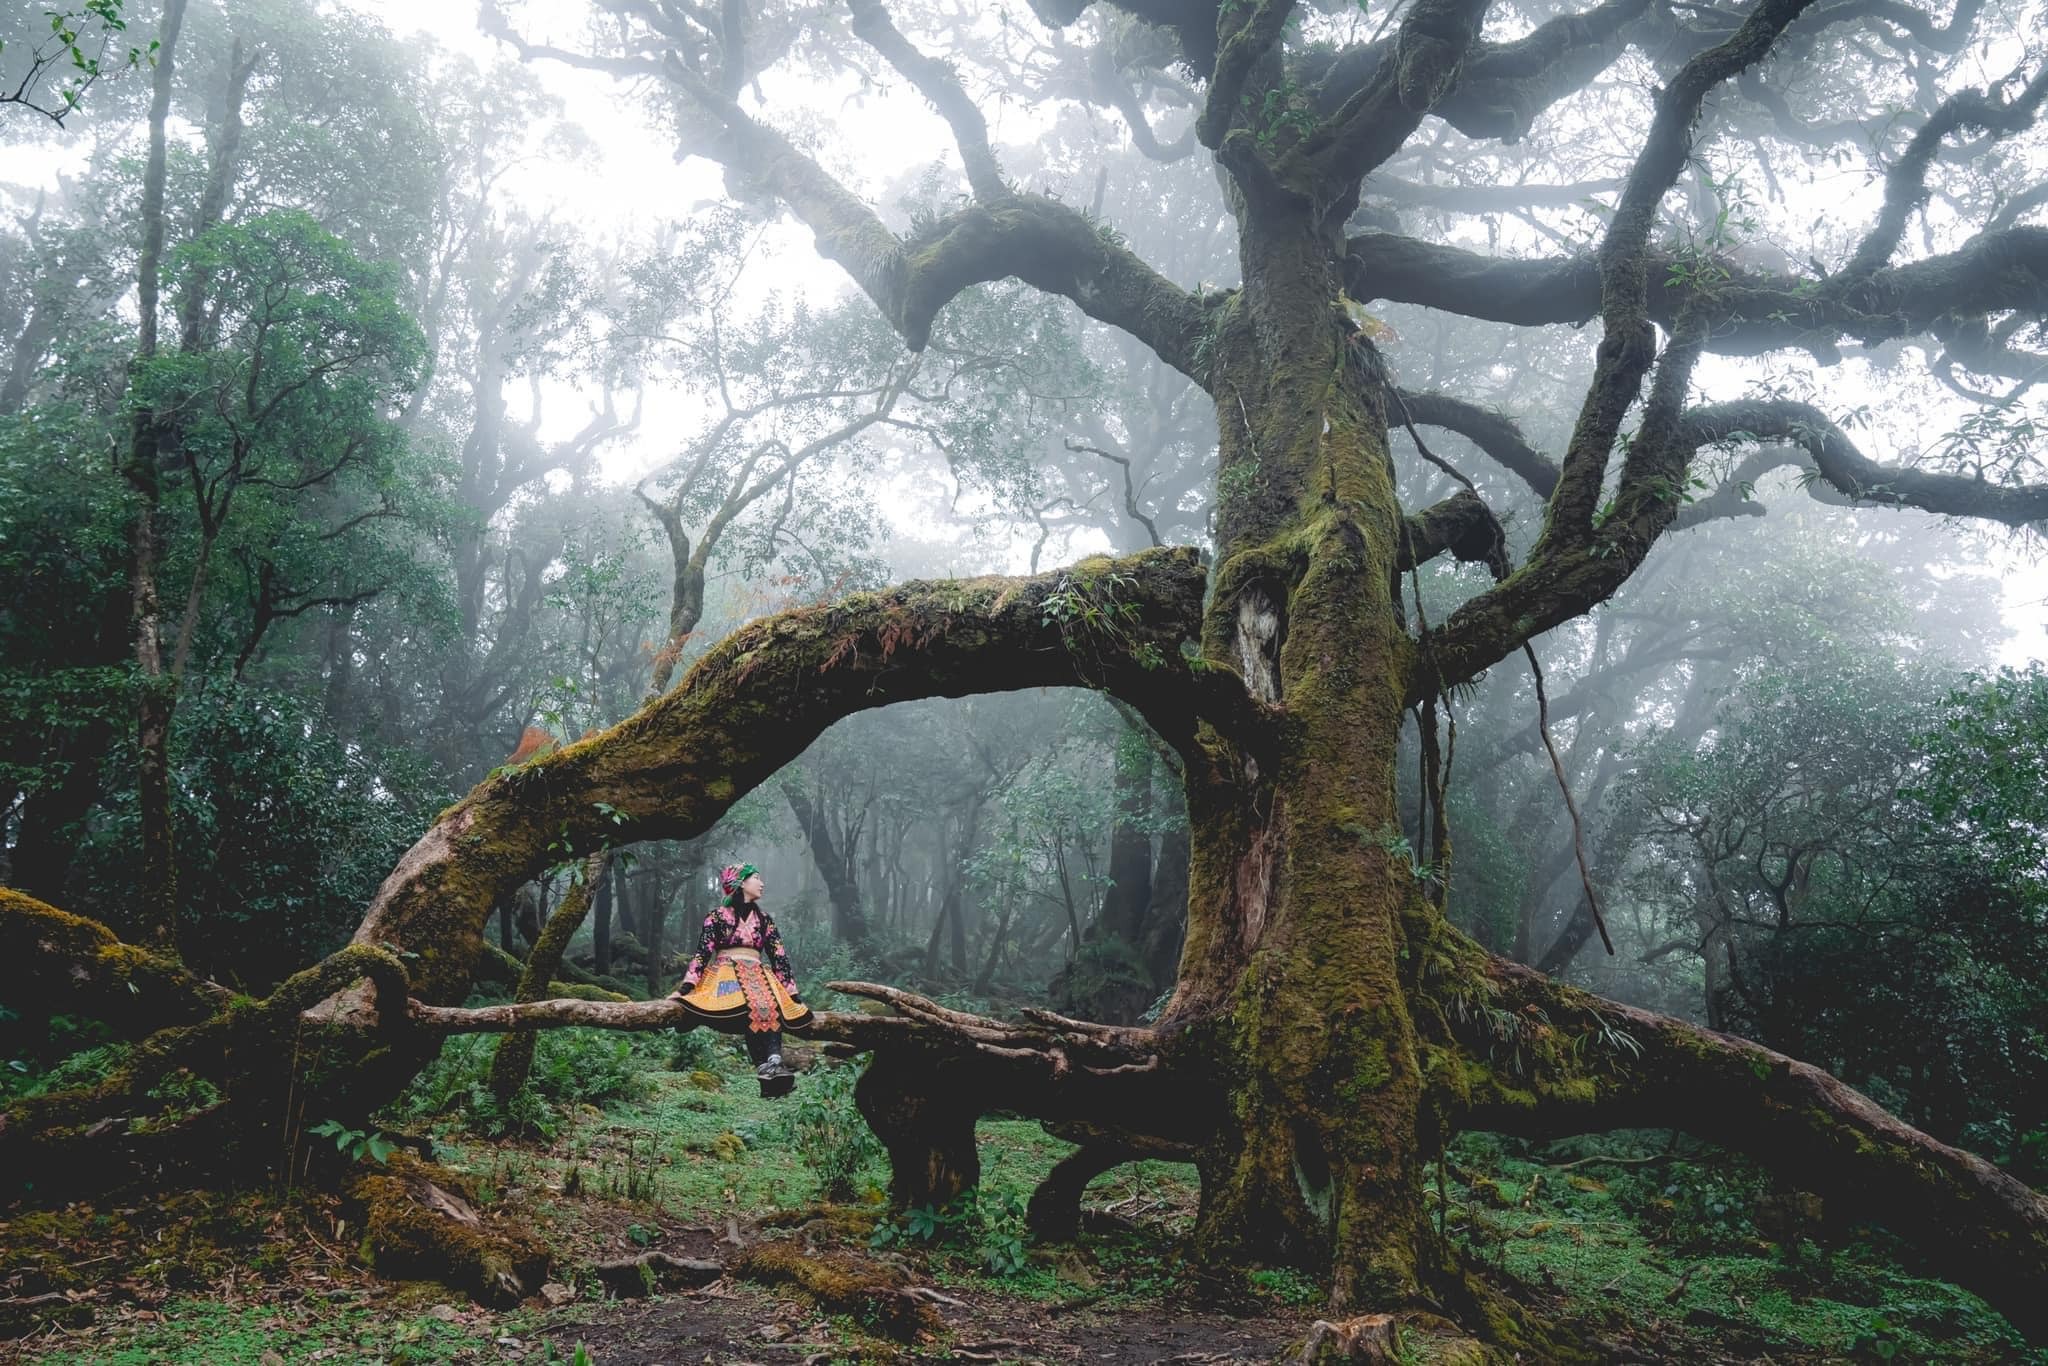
[1845,66,2048,277]
[341,548,1266,1007]
[846,0,1008,200]
[1397,488,1510,570]
[1683,399,2048,527]
[652,52,1215,381]
[1198,0,1297,150]
[1442,954,2048,1343]
[1346,226,2048,364]
[1395,389,1561,497]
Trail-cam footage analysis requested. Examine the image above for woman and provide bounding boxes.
[666,863,812,1097]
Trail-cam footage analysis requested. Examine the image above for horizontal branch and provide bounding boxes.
[1683,399,2048,527]
[1346,226,2048,362]
[406,981,1171,1087]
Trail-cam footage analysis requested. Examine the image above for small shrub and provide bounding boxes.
[1248,1266,1324,1306]
[776,1061,883,1201]
[1613,1158,1761,1253]
[871,1188,1033,1277]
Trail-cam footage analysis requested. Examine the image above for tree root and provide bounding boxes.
[1289,1314,1402,1364]
[731,1242,941,1340]
[1027,1121,1197,1240]
[346,1152,549,1307]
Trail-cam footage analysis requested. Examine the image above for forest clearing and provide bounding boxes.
[4,0,2048,1360]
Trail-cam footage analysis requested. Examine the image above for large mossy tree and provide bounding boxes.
[11,0,2048,1349]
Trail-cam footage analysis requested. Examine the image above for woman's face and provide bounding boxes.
[742,872,765,901]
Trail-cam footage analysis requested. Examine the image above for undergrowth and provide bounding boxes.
[1438,1129,2042,1362]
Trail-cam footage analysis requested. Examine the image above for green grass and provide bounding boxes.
[31,1029,2041,1363]
[28,1298,530,1364]
[426,1038,830,1217]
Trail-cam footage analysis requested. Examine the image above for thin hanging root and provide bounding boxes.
[1525,642,1614,956]
[1384,381,1509,909]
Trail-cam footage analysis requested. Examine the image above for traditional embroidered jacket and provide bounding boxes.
[678,900,799,992]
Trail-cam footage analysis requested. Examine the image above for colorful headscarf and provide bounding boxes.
[720,862,759,906]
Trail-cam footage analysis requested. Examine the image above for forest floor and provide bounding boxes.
[2,1025,2041,1365]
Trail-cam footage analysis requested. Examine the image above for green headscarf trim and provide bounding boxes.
[720,862,759,907]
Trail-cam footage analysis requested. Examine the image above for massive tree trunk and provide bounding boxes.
[1157,198,1440,1309]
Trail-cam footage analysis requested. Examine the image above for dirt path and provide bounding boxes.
[544,1280,1304,1364]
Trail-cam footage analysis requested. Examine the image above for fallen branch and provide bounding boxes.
[590,1251,724,1299]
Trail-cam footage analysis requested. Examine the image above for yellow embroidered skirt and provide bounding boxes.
[675,948,812,1034]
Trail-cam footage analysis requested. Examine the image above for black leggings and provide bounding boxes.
[744,1030,783,1066]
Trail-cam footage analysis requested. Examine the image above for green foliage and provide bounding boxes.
[1243,80,1317,149]
[1442,1131,2037,1361]
[386,1029,654,1140]
[0,1033,125,1101]
[55,1295,518,1364]
[0,0,153,124]
[773,1059,883,1201]
[871,1187,1033,1276]
[1610,1157,1760,1254]
[1625,661,2048,1177]
[1245,1266,1323,1306]
[67,679,449,984]
[307,1117,396,1165]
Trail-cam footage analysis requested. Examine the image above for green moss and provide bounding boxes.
[349,1153,549,1307]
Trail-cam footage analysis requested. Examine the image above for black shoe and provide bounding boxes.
[756,1054,796,1098]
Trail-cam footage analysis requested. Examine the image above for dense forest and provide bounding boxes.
[3,0,2047,1360]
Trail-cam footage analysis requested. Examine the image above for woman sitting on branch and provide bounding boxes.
[667,862,811,1096]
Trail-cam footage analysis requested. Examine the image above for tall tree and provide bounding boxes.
[15,0,2048,1348]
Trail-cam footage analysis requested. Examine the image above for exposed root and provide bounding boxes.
[731,1241,941,1340]
[1289,1313,1401,1364]
[1028,1122,1198,1240]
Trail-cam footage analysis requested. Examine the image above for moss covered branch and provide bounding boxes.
[0,889,229,1036]
[1411,936,2048,1343]
[343,548,1254,1013]
[0,940,410,1197]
